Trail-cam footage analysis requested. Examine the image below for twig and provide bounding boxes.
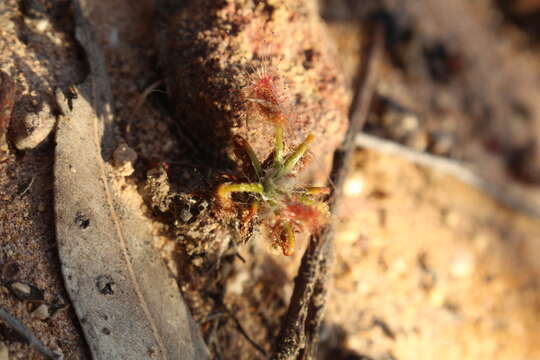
[355,132,540,218]
[126,79,164,133]
[205,317,223,360]
[207,298,267,357]
[273,22,384,360]
[0,307,61,359]
[229,314,267,358]
[19,177,35,198]
[223,306,268,358]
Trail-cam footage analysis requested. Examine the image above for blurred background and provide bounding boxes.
[320,0,540,359]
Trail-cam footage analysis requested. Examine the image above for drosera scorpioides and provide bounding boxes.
[216,43,339,256]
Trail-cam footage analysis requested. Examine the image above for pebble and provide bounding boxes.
[7,281,44,302]
[10,282,31,296]
[34,19,49,33]
[402,114,420,131]
[112,142,137,176]
[31,303,50,321]
[11,103,55,150]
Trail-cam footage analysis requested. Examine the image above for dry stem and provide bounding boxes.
[273,22,384,359]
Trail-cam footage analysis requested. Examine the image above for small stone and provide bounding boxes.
[11,103,56,150]
[35,19,49,33]
[10,282,30,296]
[31,304,50,320]
[179,208,193,223]
[402,114,419,131]
[191,257,203,267]
[8,281,44,302]
[112,142,137,176]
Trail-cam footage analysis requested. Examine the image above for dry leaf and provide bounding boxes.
[54,2,209,359]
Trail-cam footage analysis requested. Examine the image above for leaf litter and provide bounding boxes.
[53,1,208,358]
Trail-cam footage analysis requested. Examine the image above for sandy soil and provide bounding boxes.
[1,0,540,359]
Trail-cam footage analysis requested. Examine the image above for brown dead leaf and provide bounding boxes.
[54,2,209,359]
